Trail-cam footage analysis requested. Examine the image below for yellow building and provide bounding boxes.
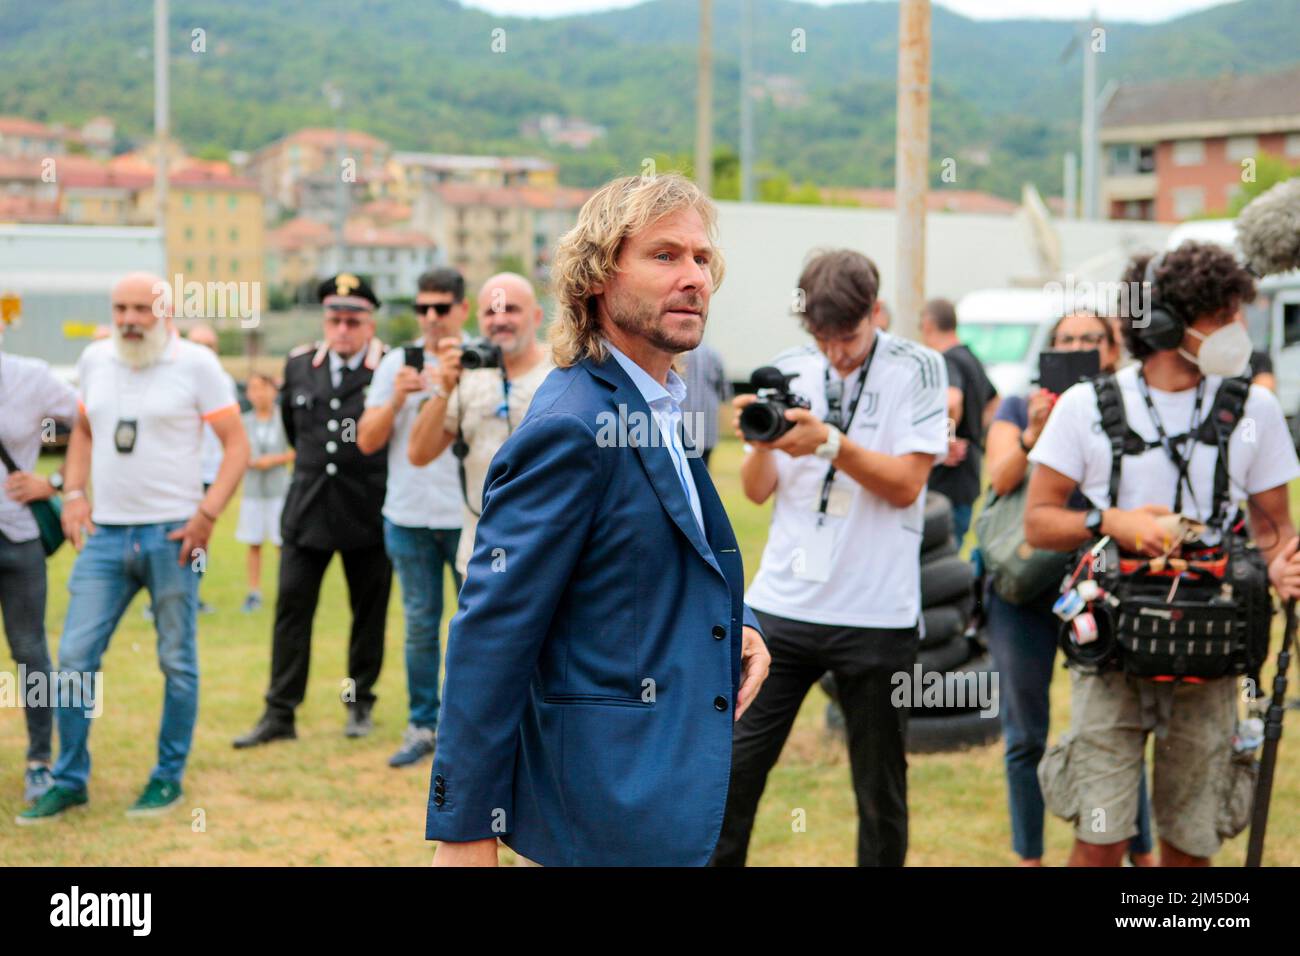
[137,169,266,316]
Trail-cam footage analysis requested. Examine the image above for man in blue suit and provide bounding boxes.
[426,173,771,866]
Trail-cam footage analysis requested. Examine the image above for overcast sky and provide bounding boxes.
[460,0,1239,22]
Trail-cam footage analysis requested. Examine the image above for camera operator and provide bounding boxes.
[1025,241,1300,866]
[711,249,949,866]
[982,310,1153,867]
[407,272,554,577]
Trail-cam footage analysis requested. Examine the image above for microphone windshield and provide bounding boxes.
[1236,178,1300,278]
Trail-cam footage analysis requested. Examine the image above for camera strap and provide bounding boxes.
[1136,370,1206,515]
[816,339,877,524]
[453,368,513,518]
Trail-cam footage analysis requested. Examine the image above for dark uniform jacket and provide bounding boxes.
[279,342,388,550]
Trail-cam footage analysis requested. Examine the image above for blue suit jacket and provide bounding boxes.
[425,351,762,866]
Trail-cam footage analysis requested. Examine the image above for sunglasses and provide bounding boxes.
[1055,332,1106,347]
[325,314,368,329]
[415,302,455,317]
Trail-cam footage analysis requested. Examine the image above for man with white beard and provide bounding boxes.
[17,272,249,825]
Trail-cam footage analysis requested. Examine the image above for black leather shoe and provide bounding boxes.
[344,703,374,739]
[233,715,297,749]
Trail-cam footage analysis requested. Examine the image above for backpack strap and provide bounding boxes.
[1092,374,1146,509]
[1196,375,1251,531]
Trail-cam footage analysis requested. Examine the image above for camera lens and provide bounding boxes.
[740,401,784,442]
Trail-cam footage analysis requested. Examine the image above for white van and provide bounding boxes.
[953,288,1093,401]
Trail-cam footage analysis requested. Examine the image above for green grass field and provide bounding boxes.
[2,439,1297,865]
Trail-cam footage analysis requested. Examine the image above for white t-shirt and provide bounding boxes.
[1030,363,1300,535]
[77,335,239,525]
[365,344,463,530]
[445,349,556,575]
[0,353,78,543]
[744,331,950,628]
[199,371,238,485]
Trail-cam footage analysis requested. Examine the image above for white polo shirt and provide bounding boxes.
[365,343,463,530]
[744,331,950,628]
[77,335,239,525]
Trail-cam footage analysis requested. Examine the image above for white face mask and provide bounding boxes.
[1179,322,1252,378]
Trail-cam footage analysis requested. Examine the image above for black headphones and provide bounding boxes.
[1134,251,1188,352]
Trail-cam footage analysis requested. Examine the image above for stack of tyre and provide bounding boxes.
[823,491,1002,754]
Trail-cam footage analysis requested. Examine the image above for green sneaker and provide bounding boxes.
[15,785,88,825]
[125,778,183,817]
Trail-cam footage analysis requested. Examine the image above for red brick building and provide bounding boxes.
[1100,65,1300,222]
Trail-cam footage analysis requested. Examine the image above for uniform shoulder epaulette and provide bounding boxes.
[287,343,316,360]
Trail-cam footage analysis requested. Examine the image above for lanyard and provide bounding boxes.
[1136,371,1206,514]
[816,339,877,524]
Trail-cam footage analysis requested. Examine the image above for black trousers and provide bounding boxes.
[264,541,392,720]
[712,609,918,867]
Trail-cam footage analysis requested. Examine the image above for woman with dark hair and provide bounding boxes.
[981,310,1154,866]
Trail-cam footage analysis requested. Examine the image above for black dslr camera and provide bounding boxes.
[739,366,809,442]
[460,337,503,370]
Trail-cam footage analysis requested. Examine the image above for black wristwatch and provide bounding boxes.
[1084,508,1103,535]
[48,471,64,493]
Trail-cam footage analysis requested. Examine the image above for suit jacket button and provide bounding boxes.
[325,463,338,476]
[711,625,726,640]
[713,695,728,712]
[326,441,338,454]
[330,398,341,410]
[433,793,445,806]
[327,419,339,432]
[434,774,444,785]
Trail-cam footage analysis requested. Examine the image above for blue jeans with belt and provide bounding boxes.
[985,587,1154,860]
[382,520,462,731]
[52,521,200,793]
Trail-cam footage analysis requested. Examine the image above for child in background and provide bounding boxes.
[237,373,294,613]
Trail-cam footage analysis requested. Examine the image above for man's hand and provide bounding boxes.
[431,838,499,867]
[1101,504,1175,558]
[942,437,969,468]
[62,496,94,551]
[5,471,56,503]
[755,408,829,458]
[167,510,216,568]
[390,365,425,410]
[435,337,464,394]
[735,626,770,722]
[1268,536,1300,601]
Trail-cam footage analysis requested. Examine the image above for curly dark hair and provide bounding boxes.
[1118,241,1255,360]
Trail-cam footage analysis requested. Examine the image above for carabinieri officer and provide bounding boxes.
[234,274,392,747]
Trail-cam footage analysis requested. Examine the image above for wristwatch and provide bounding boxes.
[48,471,64,492]
[814,425,842,463]
[1084,508,1104,535]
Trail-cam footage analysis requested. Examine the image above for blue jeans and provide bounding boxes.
[53,522,200,793]
[0,530,53,763]
[985,588,1153,860]
[382,520,461,731]
[951,502,973,550]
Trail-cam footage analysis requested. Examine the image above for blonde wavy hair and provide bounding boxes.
[548,172,725,368]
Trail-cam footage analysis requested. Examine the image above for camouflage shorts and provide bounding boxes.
[1038,668,1256,859]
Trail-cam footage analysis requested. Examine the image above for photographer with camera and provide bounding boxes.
[357,267,469,768]
[981,309,1153,866]
[407,272,553,577]
[1025,241,1300,866]
[711,249,949,866]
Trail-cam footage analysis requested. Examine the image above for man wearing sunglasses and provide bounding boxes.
[357,268,469,768]
[234,274,392,749]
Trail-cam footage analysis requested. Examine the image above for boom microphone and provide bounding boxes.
[1235,177,1300,278]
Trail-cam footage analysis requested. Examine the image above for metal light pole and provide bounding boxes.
[1081,11,1099,220]
[739,0,754,202]
[695,0,714,195]
[323,83,347,273]
[154,0,169,244]
[894,0,931,343]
